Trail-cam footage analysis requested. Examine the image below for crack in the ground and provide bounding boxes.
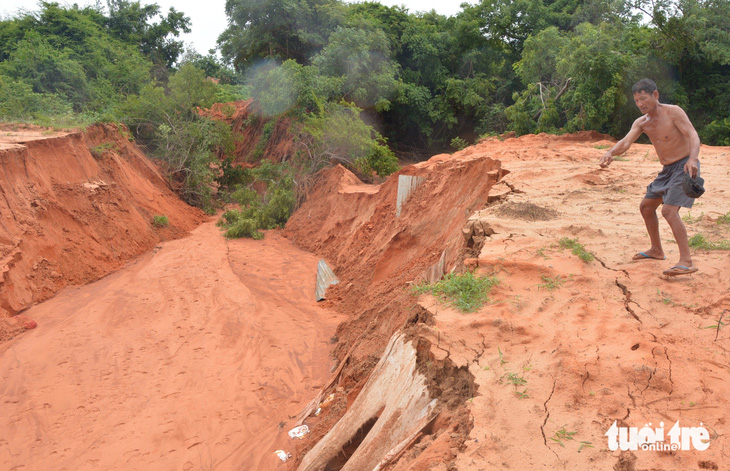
[434,344,451,360]
[626,385,638,413]
[540,378,557,447]
[433,330,451,360]
[459,338,483,361]
[594,254,629,277]
[615,279,642,326]
[478,333,488,362]
[664,347,674,395]
[715,309,728,341]
[503,181,524,194]
[643,368,656,392]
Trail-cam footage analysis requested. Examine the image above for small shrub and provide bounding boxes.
[217,209,264,239]
[413,271,500,312]
[451,136,469,151]
[250,120,276,161]
[216,158,253,189]
[152,215,169,227]
[89,142,117,158]
[216,161,296,239]
[558,237,594,261]
[718,212,730,225]
[355,144,399,178]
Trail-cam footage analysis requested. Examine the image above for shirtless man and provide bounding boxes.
[598,78,701,276]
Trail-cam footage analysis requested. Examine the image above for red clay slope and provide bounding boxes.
[281,151,507,466]
[0,123,204,326]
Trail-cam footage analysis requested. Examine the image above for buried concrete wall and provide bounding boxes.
[297,332,437,471]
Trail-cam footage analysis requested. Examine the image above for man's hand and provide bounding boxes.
[599,152,613,168]
[684,157,699,178]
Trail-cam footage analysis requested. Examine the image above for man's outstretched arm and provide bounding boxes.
[599,118,644,168]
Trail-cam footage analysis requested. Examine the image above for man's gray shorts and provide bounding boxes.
[645,156,700,208]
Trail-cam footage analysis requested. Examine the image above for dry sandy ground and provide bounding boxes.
[0,221,343,470]
[420,135,730,470]
[0,123,70,150]
[0,123,205,318]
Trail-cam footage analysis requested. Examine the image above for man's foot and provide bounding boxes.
[632,251,666,261]
[663,265,698,276]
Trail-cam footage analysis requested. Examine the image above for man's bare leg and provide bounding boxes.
[637,197,664,259]
[661,204,694,268]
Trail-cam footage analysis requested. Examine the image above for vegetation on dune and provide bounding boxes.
[217,0,730,150]
[688,234,730,251]
[413,271,500,312]
[152,215,169,227]
[216,161,296,239]
[558,237,595,262]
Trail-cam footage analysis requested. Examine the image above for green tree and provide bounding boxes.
[313,21,399,111]
[0,31,90,108]
[296,100,399,178]
[219,0,344,69]
[104,0,191,67]
[119,64,234,211]
[248,59,341,116]
[0,74,72,120]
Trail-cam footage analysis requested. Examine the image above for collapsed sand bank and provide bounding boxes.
[282,132,729,470]
[0,123,204,322]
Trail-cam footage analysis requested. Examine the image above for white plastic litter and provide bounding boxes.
[274,450,292,462]
[288,424,310,439]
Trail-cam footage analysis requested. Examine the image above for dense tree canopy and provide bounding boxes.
[1,0,728,157]
[216,0,729,152]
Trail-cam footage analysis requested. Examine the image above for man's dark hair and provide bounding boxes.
[632,78,657,95]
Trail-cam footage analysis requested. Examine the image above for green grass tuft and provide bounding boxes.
[152,214,169,227]
[681,211,703,224]
[688,233,730,250]
[538,274,571,291]
[558,237,594,261]
[413,271,500,312]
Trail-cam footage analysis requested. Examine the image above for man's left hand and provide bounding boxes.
[684,158,699,178]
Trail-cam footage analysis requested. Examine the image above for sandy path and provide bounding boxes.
[0,220,342,470]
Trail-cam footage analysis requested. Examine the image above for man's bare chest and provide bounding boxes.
[642,116,679,145]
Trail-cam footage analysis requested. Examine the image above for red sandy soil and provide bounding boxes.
[0,222,343,470]
[1,123,729,471]
[441,134,730,471]
[282,132,729,470]
[0,123,204,323]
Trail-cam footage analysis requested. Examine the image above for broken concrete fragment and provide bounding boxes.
[297,332,437,471]
[316,260,339,301]
[396,175,426,217]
